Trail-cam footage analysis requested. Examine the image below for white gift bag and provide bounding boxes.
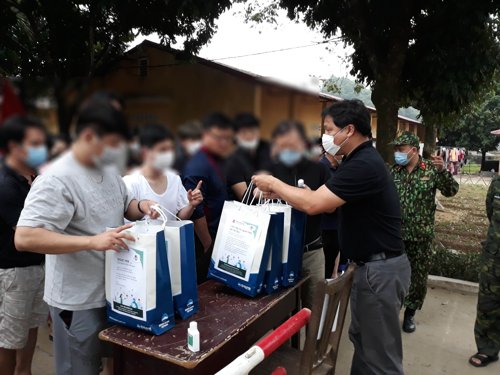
[105,220,175,335]
[208,201,272,297]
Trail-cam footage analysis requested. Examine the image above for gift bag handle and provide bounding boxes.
[241,181,255,205]
[151,204,182,227]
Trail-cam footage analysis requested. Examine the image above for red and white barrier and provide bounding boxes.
[215,308,311,375]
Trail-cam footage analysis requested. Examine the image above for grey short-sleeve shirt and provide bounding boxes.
[17,152,133,310]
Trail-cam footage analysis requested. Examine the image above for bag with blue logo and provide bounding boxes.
[105,220,175,335]
[152,206,199,320]
[267,202,307,287]
[208,200,273,297]
[262,209,284,294]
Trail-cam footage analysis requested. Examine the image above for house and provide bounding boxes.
[88,40,424,140]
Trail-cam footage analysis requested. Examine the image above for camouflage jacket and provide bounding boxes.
[484,176,500,258]
[391,157,459,241]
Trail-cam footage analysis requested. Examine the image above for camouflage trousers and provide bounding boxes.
[474,246,500,357]
[404,240,433,311]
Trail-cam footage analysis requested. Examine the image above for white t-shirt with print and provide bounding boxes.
[122,170,189,221]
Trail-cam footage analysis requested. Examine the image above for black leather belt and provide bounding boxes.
[355,251,403,266]
[303,237,323,253]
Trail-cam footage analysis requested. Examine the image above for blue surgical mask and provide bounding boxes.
[279,149,303,167]
[394,151,411,166]
[25,145,48,169]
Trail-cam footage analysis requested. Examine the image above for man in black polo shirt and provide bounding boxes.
[253,99,411,375]
[0,116,48,374]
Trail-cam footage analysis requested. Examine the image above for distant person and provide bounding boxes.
[0,116,48,375]
[469,133,500,368]
[123,124,204,221]
[226,113,272,200]
[390,131,459,333]
[257,120,330,309]
[174,120,203,174]
[14,97,159,375]
[182,113,234,281]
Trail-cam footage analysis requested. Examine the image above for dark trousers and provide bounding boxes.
[322,229,343,278]
[349,254,411,375]
[474,252,500,357]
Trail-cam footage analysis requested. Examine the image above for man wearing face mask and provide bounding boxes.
[390,131,458,333]
[14,98,160,375]
[266,120,330,309]
[226,113,272,200]
[0,116,48,375]
[123,124,204,221]
[183,113,235,282]
[253,99,411,375]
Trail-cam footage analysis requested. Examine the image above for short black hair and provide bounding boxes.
[88,91,125,110]
[202,112,233,131]
[178,121,202,140]
[271,120,308,143]
[0,116,46,155]
[322,99,371,136]
[139,124,174,148]
[76,98,130,139]
[234,113,260,131]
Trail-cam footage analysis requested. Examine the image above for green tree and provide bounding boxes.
[440,82,500,169]
[255,0,499,161]
[0,0,231,134]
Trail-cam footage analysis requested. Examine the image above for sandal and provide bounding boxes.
[469,353,499,367]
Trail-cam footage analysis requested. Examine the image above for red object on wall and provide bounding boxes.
[0,80,25,123]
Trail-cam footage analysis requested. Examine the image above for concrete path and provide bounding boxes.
[33,285,498,374]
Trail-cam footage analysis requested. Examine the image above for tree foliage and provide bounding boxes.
[440,80,500,167]
[263,0,500,161]
[0,0,231,134]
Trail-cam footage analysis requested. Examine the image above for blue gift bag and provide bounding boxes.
[263,211,284,294]
[164,220,199,319]
[267,203,306,287]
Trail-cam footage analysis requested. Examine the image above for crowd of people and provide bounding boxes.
[0,93,498,374]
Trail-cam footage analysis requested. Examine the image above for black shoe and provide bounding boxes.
[403,309,416,333]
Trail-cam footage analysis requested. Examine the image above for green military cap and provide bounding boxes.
[390,131,420,148]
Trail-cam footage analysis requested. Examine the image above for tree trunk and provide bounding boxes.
[423,122,437,159]
[481,150,486,171]
[54,85,73,137]
[371,77,400,163]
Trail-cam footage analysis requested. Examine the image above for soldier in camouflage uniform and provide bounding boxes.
[469,175,500,367]
[390,131,459,333]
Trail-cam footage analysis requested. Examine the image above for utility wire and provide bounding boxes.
[122,37,343,69]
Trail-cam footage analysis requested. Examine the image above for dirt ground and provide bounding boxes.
[435,183,489,254]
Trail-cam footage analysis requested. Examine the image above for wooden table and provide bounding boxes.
[99,278,307,375]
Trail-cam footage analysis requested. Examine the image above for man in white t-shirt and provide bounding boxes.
[123,124,203,221]
[15,97,160,375]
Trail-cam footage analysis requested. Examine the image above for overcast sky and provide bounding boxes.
[130,2,354,90]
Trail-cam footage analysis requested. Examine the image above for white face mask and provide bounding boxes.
[322,128,349,157]
[152,151,175,170]
[238,138,259,151]
[93,144,128,170]
[186,141,201,156]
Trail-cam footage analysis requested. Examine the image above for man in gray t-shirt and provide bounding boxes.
[15,98,159,375]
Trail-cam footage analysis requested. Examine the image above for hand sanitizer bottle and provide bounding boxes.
[187,321,200,352]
